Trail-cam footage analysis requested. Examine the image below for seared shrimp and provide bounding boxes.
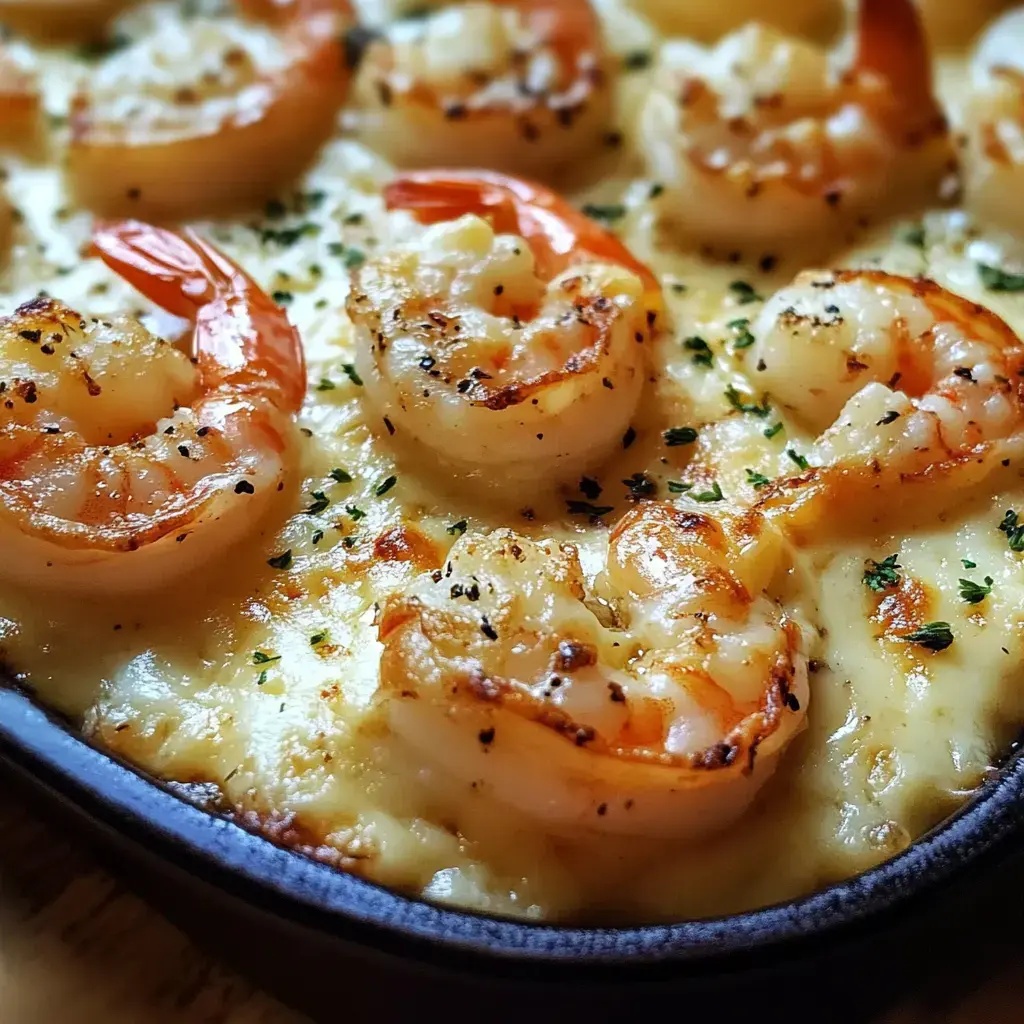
[350,1,613,179]
[348,170,660,489]
[748,269,1024,532]
[639,0,953,254]
[376,501,808,840]
[0,220,305,590]
[68,0,353,218]
[962,9,1024,238]
[0,0,134,41]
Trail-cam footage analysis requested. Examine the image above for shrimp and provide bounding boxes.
[348,170,661,489]
[349,1,613,180]
[375,501,808,840]
[0,219,305,590]
[67,0,353,219]
[0,0,133,41]
[747,269,1024,534]
[639,0,953,255]
[962,8,1024,239]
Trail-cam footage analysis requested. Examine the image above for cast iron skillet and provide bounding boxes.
[2,681,1024,1016]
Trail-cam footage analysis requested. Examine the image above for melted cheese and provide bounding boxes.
[0,0,1022,924]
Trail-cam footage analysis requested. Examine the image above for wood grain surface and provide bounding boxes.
[1,780,1022,1024]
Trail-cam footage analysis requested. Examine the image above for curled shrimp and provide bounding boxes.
[0,219,305,590]
[747,269,1024,533]
[0,0,133,41]
[962,8,1024,238]
[350,1,612,180]
[639,0,953,254]
[348,169,661,489]
[375,501,808,840]
[67,0,353,218]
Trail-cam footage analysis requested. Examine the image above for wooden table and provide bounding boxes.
[1,782,1022,1024]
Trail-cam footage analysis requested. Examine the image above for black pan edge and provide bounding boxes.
[2,685,1023,981]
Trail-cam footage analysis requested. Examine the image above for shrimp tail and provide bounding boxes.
[854,0,944,125]
[92,219,307,412]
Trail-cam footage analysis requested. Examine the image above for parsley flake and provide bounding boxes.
[979,264,1024,292]
[375,475,397,496]
[904,621,954,652]
[900,224,926,248]
[787,448,809,470]
[764,421,784,439]
[579,476,602,500]
[622,472,656,497]
[267,550,292,570]
[271,289,294,306]
[446,519,468,536]
[310,632,327,646]
[999,509,1024,551]
[962,558,977,569]
[316,378,336,391]
[746,468,771,490]
[729,318,756,350]
[726,385,771,417]
[330,467,352,483]
[667,481,691,494]
[342,363,363,386]
[692,481,724,503]
[663,426,698,446]
[252,651,281,665]
[306,490,330,514]
[863,553,901,592]
[582,203,627,223]
[684,336,713,366]
[346,505,366,521]
[959,577,993,604]
[729,280,763,304]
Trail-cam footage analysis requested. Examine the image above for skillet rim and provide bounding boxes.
[1,684,1023,978]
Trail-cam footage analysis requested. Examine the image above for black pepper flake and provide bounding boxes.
[622,426,636,449]
[267,550,293,570]
[579,476,602,500]
[177,444,191,458]
[234,479,255,494]
[480,617,498,640]
[383,416,395,435]
[18,329,41,343]
[596,803,608,816]
[478,727,495,746]
[608,681,625,703]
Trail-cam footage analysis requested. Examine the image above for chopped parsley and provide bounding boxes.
[252,651,281,665]
[271,290,294,306]
[312,529,324,544]
[267,550,293,570]
[316,378,336,391]
[305,490,330,514]
[446,519,468,536]
[726,385,771,417]
[342,363,363,386]
[683,336,713,367]
[375,475,397,496]
[309,632,327,646]
[959,577,993,604]
[787,448,809,470]
[863,553,901,592]
[622,50,652,71]
[581,203,626,223]
[904,621,954,652]
[567,500,614,517]
[729,280,763,304]
[900,223,926,248]
[998,509,1024,551]
[979,264,1024,292]
[622,472,656,497]
[330,467,353,483]
[729,318,755,350]
[763,421,784,439]
[344,248,366,270]
[962,558,977,569]
[579,476,602,500]
[667,481,691,494]
[691,481,724,503]
[259,222,320,247]
[346,505,366,521]
[745,468,771,490]
[663,425,698,446]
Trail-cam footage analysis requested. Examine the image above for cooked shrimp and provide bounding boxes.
[962,8,1024,239]
[639,0,953,255]
[68,0,353,218]
[0,219,305,590]
[375,501,808,840]
[348,170,660,489]
[350,1,613,179]
[748,269,1024,532]
[0,0,133,41]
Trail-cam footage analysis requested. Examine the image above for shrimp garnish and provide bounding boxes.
[639,0,953,254]
[68,0,353,218]
[962,9,1024,238]
[350,1,612,180]
[748,269,1024,534]
[0,219,305,590]
[348,170,660,488]
[375,502,808,840]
